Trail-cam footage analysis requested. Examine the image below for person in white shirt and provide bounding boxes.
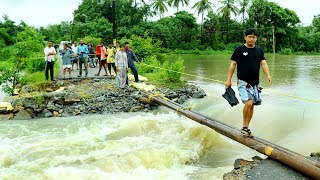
[115,45,128,88]
[44,41,56,81]
[71,41,79,70]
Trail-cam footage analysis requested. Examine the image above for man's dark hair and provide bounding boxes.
[120,44,125,48]
[124,42,129,45]
[245,28,259,37]
[100,41,104,44]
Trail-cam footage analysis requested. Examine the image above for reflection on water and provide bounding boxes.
[0,55,320,179]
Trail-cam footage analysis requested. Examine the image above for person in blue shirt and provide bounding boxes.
[60,43,73,79]
[124,42,140,83]
[77,40,89,77]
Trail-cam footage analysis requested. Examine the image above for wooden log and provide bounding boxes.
[149,95,320,179]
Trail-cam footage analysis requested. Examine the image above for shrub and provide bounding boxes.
[163,57,185,83]
[119,35,162,59]
[26,56,45,73]
[138,55,160,74]
[280,48,293,55]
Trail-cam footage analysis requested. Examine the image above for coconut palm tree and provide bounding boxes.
[168,0,190,12]
[192,0,215,36]
[217,0,239,41]
[237,0,251,24]
[151,0,168,19]
[217,0,239,20]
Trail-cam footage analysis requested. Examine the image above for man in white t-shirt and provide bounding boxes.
[44,41,56,81]
[71,41,79,70]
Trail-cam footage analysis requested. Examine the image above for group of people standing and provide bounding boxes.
[45,40,141,88]
[47,28,273,138]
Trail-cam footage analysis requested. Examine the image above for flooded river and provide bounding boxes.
[0,54,319,179]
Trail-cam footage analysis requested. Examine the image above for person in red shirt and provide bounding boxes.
[95,42,108,76]
[95,44,101,67]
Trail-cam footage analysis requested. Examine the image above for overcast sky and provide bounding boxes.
[0,0,319,27]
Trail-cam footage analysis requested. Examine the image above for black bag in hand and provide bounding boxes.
[222,87,239,107]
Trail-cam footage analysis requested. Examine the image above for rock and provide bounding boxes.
[47,102,60,111]
[0,113,14,120]
[130,91,141,99]
[14,109,32,120]
[167,92,178,99]
[59,109,64,114]
[192,89,206,98]
[129,106,144,112]
[177,95,188,104]
[310,152,320,157]
[0,102,14,114]
[64,92,81,104]
[224,157,314,180]
[21,97,41,110]
[73,109,81,116]
[54,87,66,92]
[20,85,34,94]
[234,159,253,170]
[12,106,24,113]
[53,111,60,117]
[13,89,20,95]
[45,88,54,92]
[42,109,53,118]
[97,96,106,102]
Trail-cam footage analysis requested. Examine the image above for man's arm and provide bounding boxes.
[225,61,237,87]
[132,51,139,62]
[261,60,272,84]
[44,48,48,56]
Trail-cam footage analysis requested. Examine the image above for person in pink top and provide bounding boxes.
[95,42,108,76]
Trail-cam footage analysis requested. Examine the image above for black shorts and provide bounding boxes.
[100,59,106,66]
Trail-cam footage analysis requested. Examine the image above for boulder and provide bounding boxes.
[21,97,40,110]
[129,106,144,112]
[130,91,141,99]
[14,109,32,120]
[0,102,14,114]
[53,111,60,117]
[12,106,24,113]
[13,89,20,95]
[64,92,81,104]
[46,102,60,111]
[192,89,206,98]
[177,95,188,104]
[20,85,34,94]
[0,113,14,120]
[41,109,53,118]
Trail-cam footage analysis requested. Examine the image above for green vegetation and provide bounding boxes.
[1,0,320,93]
[0,26,59,95]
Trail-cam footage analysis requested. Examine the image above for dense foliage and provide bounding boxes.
[0,26,49,94]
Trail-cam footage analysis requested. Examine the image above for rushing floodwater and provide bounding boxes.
[1,54,320,179]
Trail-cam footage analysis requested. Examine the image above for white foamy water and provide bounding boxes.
[1,55,320,179]
[0,112,233,180]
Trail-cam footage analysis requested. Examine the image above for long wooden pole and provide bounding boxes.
[149,95,320,179]
[272,25,275,54]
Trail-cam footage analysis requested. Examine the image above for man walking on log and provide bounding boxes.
[225,28,272,136]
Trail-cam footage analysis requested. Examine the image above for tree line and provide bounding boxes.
[1,0,320,53]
